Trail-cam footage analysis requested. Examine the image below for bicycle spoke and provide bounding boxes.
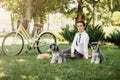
[2,32,24,56]
[37,32,56,53]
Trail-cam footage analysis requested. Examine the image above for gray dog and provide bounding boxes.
[90,42,105,64]
[50,43,66,64]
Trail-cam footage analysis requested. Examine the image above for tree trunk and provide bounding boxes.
[25,0,31,33]
[32,14,39,36]
[10,13,15,31]
[76,0,85,22]
[39,15,44,31]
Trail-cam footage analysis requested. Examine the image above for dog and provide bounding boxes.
[50,43,66,64]
[90,41,105,64]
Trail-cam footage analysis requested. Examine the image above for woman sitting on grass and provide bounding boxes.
[62,20,89,59]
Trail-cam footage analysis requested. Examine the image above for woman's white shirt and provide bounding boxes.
[71,31,89,59]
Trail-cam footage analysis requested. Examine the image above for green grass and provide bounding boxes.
[0,44,120,80]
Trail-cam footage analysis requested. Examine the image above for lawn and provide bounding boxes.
[0,44,120,80]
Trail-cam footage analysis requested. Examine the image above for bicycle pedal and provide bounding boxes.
[27,45,32,50]
[25,50,29,54]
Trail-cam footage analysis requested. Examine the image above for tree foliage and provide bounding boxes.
[2,0,26,17]
[1,0,73,32]
[65,0,120,26]
[1,0,72,21]
[1,0,120,32]
[112,11,120,26]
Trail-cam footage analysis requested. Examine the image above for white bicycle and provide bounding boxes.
[2,19,56,56]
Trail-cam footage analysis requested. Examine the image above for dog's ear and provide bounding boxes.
[89,43,92,46]
[53,43,59,51]
[50,44,52,49]
[53,43,58,49]
[56,45,59,51]
[49,45,52,49]
[54,43,59,51]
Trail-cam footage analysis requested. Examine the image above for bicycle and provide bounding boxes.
[2,19,56,56]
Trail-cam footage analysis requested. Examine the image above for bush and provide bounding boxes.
[59,24,105,43]
[86,25,105,43]
[59,25,77,43]
[106,30,120,46]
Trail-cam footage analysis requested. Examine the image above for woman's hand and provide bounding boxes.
[71,53,75,57]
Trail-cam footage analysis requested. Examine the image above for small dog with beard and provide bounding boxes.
[90,41,105,64]
[50,43,66,64]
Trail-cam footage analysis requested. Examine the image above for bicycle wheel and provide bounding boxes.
[2,32,24,56]
[37,32,56,53]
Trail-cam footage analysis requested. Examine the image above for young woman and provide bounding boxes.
[62,20,89,59]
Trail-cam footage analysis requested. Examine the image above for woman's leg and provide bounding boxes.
[62,48,83,59]
[61,48,71,58]
[74,49,83,58]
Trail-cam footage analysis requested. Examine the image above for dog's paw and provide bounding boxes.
[58,62,62,64]
[95,61,100,64]
[90,61,94,64]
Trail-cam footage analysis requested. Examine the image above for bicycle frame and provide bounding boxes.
[2,19,56,56]
[16,23,39,48]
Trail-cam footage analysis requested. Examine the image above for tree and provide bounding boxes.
[1,0,72,32]
[112,11,120,26]
[65,0,120,26]
[1,0,120,32]
[76,0,85,22]
[1,0,26,31]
